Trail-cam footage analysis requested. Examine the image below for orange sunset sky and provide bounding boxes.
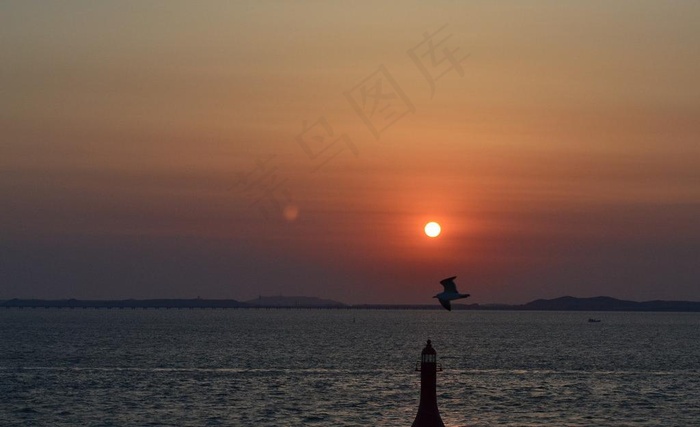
[1,1,699,304]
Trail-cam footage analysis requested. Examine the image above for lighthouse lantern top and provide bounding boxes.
[421,340,437,363]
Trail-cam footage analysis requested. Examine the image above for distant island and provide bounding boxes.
[246,295,347,308]
[0,296,346,310]
[1,295,699,312]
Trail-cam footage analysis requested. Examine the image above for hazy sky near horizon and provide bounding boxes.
[1,1,699,304]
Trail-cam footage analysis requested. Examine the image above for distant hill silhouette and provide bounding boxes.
[0,298,246,309]
[1,296,698,311]
[335,296,700,312]
[246,296,347,308]
[517,296,700,312]
[0,296,346,309]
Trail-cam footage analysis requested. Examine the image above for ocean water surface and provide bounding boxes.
[1,309,698,426]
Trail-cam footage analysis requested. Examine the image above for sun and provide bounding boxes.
[424,221,441,238]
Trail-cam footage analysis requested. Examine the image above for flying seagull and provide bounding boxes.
[434,276,470,311]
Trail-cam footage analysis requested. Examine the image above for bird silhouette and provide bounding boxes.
[434,276,470,311]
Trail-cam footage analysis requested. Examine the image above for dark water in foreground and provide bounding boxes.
[0,309,698,426]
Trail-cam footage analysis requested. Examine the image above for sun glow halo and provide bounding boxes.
[424,221,441,238]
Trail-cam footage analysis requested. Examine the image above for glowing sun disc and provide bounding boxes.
[424,221,441,238]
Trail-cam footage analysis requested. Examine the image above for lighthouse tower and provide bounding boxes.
[411,340,445,427]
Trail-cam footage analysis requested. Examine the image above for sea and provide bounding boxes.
[0,309,698,426]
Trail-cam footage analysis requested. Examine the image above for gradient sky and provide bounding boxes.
[1,1,699,304]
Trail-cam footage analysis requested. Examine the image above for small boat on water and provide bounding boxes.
[588,318,601,323]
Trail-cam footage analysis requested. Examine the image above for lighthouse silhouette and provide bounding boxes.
[411,340,445,427]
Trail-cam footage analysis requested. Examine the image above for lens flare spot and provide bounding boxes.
[283,204,300,222]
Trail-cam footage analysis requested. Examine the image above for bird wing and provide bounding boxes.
[439,276,458,293]
[439,298,452,311]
